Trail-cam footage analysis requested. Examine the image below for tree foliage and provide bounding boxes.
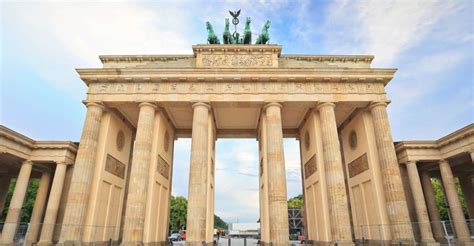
[1,179,39,223]
[288,194,304,209]
[169,196,228,231]
[431,178,468,220]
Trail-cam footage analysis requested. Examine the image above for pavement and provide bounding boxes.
[171,238,304,246]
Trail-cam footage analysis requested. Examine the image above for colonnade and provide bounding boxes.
[0,161,68,245]
[404,159,473,245]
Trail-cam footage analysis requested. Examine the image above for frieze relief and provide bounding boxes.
[90,81,384,95]
[348,153,369,178]
[200,54,274,67]
[157,155,170,180]
[304,155,317,179]
[105,154,126,179]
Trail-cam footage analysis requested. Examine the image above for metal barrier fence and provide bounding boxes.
[0,220,473,245]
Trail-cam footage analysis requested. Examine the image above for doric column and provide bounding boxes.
[405,161,437,244]
[27,172,52,243]
[420,170,444,242]
[1,160,33,243]
[439,160,471,242]
[186,102,211,245]
[316,102,352,243]
[369,101,413,241]
[39,162,68,244]
[0,175,11,219]
[264,102,290,245]
[122,102,157,244]
[60,102,105,242]
[459,175,474,219]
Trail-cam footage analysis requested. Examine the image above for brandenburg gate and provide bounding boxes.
[53,40,418,245]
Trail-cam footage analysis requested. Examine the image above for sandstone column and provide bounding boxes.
[122,102,157,244]
[439,160,471,243]
[317,102,352,243]
[60,102,105,242]
[27,172,52,243]
[264,102,290,245]
[1,160,33,244]
[0,175,11,221]
[405,161,437,245]
[420,170,445,242]
[369,101,413,241]
[39,162,68,244]
[458,175,474,219]
[186,102,211,245]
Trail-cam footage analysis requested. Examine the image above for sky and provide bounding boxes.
[1,0,473,223]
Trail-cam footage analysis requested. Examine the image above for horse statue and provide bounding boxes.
[256,20,270,44]
[243,17,252,44]
[206,21,220,44]
[223,18,231,44]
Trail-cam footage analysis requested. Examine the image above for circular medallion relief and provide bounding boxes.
[304,131,310,150]
[164,131,170,152]
[116,130,125,151]
[349,130,357,150]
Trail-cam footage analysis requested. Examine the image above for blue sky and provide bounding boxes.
[1,0,473,223]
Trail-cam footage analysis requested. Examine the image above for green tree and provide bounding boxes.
[169,196,188,231]
[431,178,468,220]
[169,196,228,231]
[288,194,304,209]
[214,214,228,229]
[1,179,40,223]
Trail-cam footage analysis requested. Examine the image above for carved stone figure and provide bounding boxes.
[223,18,231,44]
[206,21,220,44]
[256,20,271,44]
[243,17,252,44]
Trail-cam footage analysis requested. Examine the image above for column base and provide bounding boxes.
[184,241,215,246]
[354,239,391,246]
[305,240,354,246]
[36,240,54,246]
[453,240,474,246]
[418,240,439,246]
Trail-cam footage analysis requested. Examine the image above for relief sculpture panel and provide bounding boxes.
[200,54,274,67]
[348,153,369,178]
[157,155,170,180]
[105,154,126,179]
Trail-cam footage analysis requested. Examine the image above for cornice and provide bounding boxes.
[395,124,474,153]
[192,44,282,56]
[281,55,374,64]
[77,68,396,86]
[0,125,78,153]
[99,55,194,64]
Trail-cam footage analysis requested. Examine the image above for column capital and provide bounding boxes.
[22,159,33,165]
[263,102,283,111]
[316,101,336,111]
[192,101,211,111]
[55,160,69,166]
[405,160,418,165]
[83,101,105,110]
[138,101,158,110]
[439,159,449,165]
[368,100,390,110]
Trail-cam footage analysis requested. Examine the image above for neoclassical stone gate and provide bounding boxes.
[58,44,416,245]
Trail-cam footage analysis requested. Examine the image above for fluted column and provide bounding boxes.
[60,102,105,242]
[405,161,437,244]
[264,102,290,245]
[122,102,157,244]
[0,175,12,220]
[186,102,211,245]
[39,162,68,244]
[317,102,352,243]
[439,160,471,242]
[27,172,52,243]
[369,101,413,241]
[1,160,33,243]
[420,170,444,242]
